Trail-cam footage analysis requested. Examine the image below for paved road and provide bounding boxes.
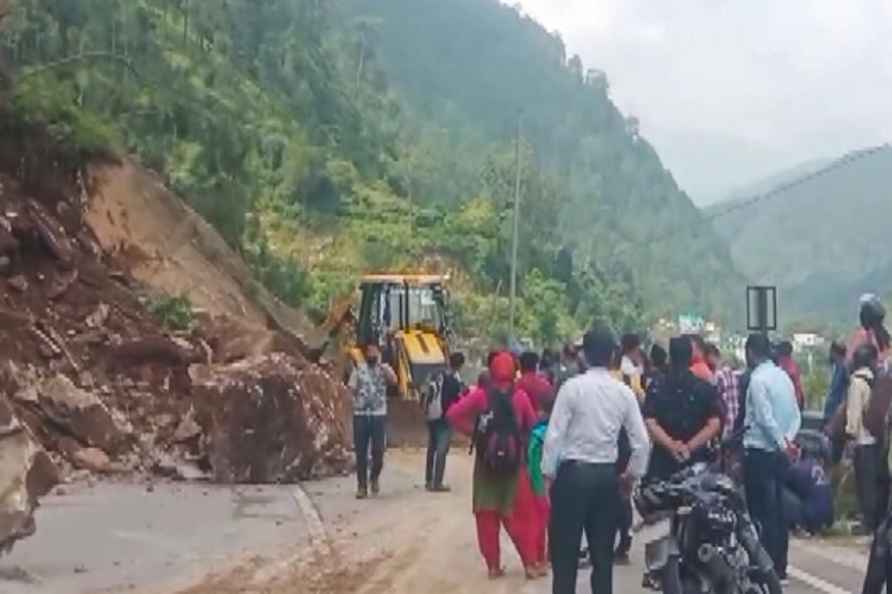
[0,481,308,594]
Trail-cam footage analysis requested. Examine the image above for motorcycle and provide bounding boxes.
[634,460,783,594]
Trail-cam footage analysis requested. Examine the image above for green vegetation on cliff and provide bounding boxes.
[1,0,743,344]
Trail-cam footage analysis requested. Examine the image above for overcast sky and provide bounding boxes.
[513,0,892,204]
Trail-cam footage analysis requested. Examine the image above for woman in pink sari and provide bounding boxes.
[446,351,543,579]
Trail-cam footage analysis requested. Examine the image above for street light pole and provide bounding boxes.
[509,113,522,344]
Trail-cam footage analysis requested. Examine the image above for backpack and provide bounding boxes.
[864,373,891,440]
[476,388,523,476]
[423,372,445,421]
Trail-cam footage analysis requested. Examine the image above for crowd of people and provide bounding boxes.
[344,292,892,594]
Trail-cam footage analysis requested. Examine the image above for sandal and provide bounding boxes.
[525,566,545,580]
[488,567,506,580]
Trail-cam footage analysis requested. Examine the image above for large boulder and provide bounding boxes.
[36,375,129,454]
[192,353,351,483]
[0,396,59,554]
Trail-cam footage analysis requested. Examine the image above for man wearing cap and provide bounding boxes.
[542,327,651,594]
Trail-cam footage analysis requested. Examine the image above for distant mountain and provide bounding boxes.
[708,145,892,324]
[706,157,834,210]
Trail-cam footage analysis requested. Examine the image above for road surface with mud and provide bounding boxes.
[0,450,873,594]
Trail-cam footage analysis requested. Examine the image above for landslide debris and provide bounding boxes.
[0,122,352,495]
[0,395,58,554]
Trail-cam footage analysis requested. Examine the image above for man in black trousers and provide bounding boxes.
[742,333,801,583]
[542,327,651,594]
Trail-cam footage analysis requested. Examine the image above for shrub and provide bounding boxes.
[148,293,195,332]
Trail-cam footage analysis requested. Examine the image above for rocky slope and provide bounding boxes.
[0,120,353,550]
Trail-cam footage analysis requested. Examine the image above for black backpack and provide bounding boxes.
[475,388,523,475]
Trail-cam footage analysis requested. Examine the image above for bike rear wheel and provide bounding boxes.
[746,571,782,594]
[660,556,684,594]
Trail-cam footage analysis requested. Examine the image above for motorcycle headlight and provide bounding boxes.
[705,506,737,534]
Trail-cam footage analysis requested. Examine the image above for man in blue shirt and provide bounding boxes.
[823,341,849,421]
[823,341,849,463]
[743,333,802,583]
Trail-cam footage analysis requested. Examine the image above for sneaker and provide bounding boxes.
[642,573,660,590]
[370,478,380,496]
[356,487,368,500]
[431,484,452,493]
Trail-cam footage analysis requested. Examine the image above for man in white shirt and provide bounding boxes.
[543,327,651,594]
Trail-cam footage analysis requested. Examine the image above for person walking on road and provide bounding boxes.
[542,327,651,594]
[643,337,722,481]
[348,341,398,499]
[847,343,881,532]
[742,333,802,583]
[528,406,552,574]
[446,351,542,580]
[424,352,466,493]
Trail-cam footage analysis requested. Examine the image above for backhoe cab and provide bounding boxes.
[349,274,452,401]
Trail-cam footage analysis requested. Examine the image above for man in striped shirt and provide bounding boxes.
[707,344,740,437]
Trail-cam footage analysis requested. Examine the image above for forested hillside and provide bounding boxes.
[1,0,741,344]
[340,0,744,319]
[709,145,892,325]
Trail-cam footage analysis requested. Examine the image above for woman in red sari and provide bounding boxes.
[446,351,542,579]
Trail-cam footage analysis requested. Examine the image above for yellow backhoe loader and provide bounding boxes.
[337,274,454,444]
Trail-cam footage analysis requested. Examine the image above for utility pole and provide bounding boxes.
[509,113,522,344]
